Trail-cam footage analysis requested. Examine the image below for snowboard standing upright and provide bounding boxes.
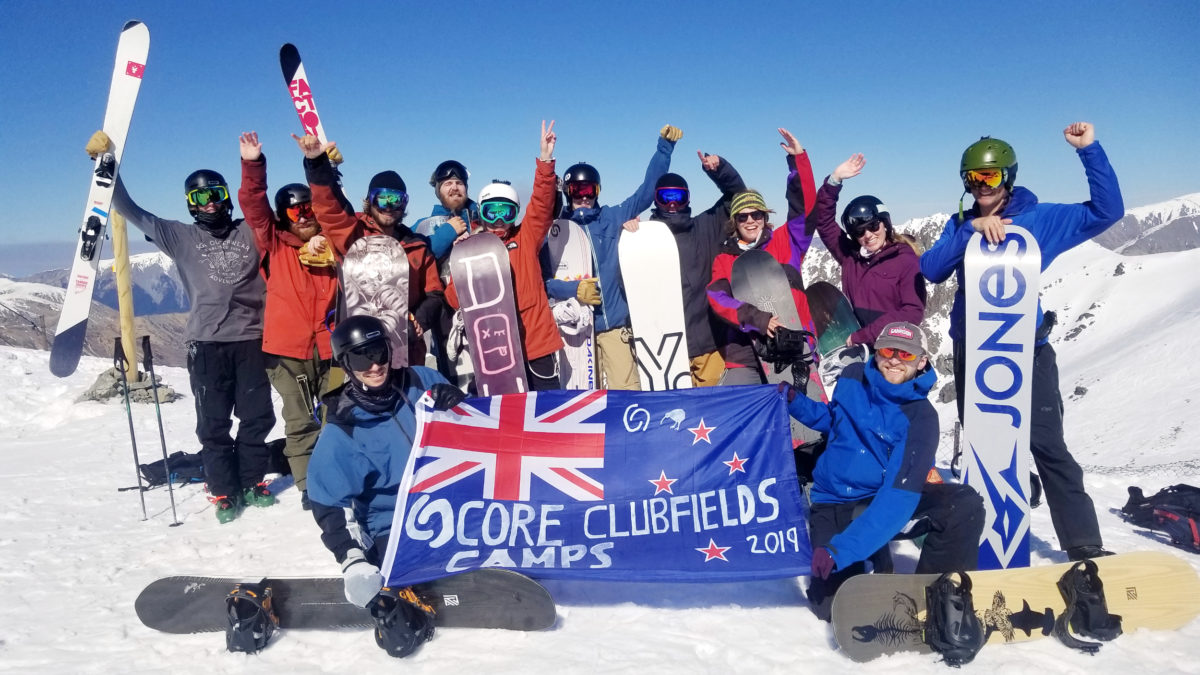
[963,226,1041,569]
[544,219,595,390]
[804,281,865,391]
[618,221,691,391]
[730,249,824,444]
[341,236,410,368]
[449,233,527,395]
[50,20,149,377]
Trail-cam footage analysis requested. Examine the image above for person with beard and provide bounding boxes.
[546,125,681,390]
[707,129,818,385]
[307,314,464,653]
[88,130,276,524]
[629,148,748,387]
[294,134,444,368]
[237,131,338,511]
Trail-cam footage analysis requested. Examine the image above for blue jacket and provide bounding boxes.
[920,142,1124,342]
[414,201,480,261]
[308,366,447,547]
[788,360,938,570]
[546,135,675,333]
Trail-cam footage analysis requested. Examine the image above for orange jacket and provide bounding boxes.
[446,158,563,361]
[238,156,338,361]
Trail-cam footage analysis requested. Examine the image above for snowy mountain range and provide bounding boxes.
[1092,193,1200,255]
[20,250,189,315]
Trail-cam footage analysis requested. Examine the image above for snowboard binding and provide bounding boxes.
[225,581,278,654]
[923,571,985,666]
[370,586,437,658]
[1053,559,1122,653]
[79,216,104,262]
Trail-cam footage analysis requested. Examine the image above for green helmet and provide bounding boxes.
[960,137,1017,191]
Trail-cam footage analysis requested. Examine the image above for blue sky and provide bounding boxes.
[2,1,1197,275]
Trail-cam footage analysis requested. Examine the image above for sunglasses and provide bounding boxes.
[285,203,314,221]
[847,219,884,238]
[566,182,598,199]
[368,187,408,211]
[343,342,390,373]
[735,210,766,224]
[877,347,919,362]
[479,199,518,225]
[186,186,229,206]
[963,168,1006,189]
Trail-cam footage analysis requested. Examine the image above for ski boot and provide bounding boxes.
[212,494,244,524]
[243,482,276,508]
[370,586,437,658]
[225,581,278,653]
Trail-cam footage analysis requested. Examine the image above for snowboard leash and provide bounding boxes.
[225,581,278,653]
[1052,559,1122,653]
[922,571,986,666]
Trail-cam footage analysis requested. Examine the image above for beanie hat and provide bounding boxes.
[368,170,407,193]
[655,173,689,190]
[729,190,773,219]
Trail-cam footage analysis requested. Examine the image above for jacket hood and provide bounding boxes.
[966,185,1039,220]
[864,357,937,405]
[564,204,600,224]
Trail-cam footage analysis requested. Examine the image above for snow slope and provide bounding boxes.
[2,244,1200,674]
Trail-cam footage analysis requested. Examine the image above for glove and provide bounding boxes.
[576,278,601,306]
[85,130,112,159]
[777,381,798,404]
[811,547,835,580]
[325,144,344,165]
[430,383,467,411]
[342,549,384,607]
[659,125,683,143]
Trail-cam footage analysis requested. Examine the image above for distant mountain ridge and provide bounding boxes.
[20,251,188,315]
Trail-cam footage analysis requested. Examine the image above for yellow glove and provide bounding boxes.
[85,130,113,158]
[325,145,344,165]
[576,278,601,306]
[298,239,335,267]
[659,125,683,143]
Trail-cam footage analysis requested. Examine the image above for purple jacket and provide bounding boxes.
[812,178,926,346]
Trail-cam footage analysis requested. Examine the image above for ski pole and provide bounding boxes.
[114,337,147,521]
[142,335,181,527]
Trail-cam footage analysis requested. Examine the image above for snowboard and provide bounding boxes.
[449,233,527,395]
[136,568,556,634]
[544,219,596,390]
[341,235,410,369]
[830,551,1200,663]
[804,281,865,391]
[618,221,691,391]
[963,227,1041,569]
[730,249,824,444]
[50,20,149,377]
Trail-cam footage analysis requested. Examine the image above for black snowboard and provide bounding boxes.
[136,568,555,633]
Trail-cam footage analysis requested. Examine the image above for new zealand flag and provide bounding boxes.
[381,385,812,585]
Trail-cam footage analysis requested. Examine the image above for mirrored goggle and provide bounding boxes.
[343,342,390,372]
[963,168,1006,189]
[734,210,766,224]
[480,199,518,224]
[187,186,229,206]
[368,188,408,210]
[285,202,314,220]
[847,218,884,237]
[877,347,919,362]
[655,187,689,207]
[566,182,598,199]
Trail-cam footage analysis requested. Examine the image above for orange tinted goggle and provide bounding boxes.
[963,168,1006,189]
[877,347,919,362]
[285,203,314,220]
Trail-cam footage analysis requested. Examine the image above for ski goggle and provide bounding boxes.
[480,199,518,225]
[186,186,229,206]
[847,218,884,238]
[734,210,766,224]
[285,202,315,221]
[962,168,1007,189]
[877,347,919,362]
[566,182,598,200]
[368,188,408,211]
[343,341,390,373]
[655,187,689,211]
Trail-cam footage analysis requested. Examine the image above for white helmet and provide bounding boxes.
[478,180,520,209]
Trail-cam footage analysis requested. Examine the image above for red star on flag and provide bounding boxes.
[649,470,677,495]
[723,453,747,474]
[688,418,716,445]
[695,538,731,562]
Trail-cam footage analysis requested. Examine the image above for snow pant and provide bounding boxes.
[265,348,332,492]
[187,339,276,500]
[719,364,765,386]
[953,340,1102,550]
[594,326,641,390]
[805,483,985,621]
[689,350,725,388]
[526,353,562,391]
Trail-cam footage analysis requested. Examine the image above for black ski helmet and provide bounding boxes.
[429,160,469,189]
[331,314,390,364]
[184,169,232,217]
[840,195,892,235]
[274,183,313,223]
[562,163,601,202]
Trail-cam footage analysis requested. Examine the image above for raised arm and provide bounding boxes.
[237,132,278,254]
[609,127,679,221]
[297,133,362,258]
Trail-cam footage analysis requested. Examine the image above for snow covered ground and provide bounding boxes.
[2,241,1200,674]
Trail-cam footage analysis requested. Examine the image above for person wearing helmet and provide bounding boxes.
[294,134,444,368]
[921,122,1124,562]
[811,153,927,348]
[444,121,564,390]
[545,125,682,390]
[307,315,462,630]
[708,128,819,386]
[236,131,338,510]
[87,130,276,524]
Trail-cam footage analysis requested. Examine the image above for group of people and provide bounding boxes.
[88,117,1124,637]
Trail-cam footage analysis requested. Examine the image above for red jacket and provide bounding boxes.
[238,156,338,361]
[446,158,563,361]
